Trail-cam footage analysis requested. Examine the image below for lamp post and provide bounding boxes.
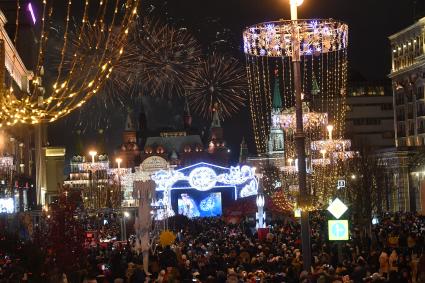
[116,157,122,207]
[88,150,97,209]
[121,211,130,241]
[289,0,312,271]
[255,172,265,229]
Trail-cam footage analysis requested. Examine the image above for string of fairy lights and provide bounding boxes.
[244,19,351,209]
[0,0,140,127]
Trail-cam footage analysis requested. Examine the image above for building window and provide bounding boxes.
[381,103,393,110]
[353,118,381,126]
[417,86,423,99]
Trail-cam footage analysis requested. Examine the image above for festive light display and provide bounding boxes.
[51,22,137,131]
[280,107,328,131]
[151,162,258,218]
[243,19,348,57]
[0,0,140,127]
[244,17,351,208]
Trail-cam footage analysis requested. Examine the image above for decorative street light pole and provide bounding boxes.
[289,0,312,271]
[116,157,123,207]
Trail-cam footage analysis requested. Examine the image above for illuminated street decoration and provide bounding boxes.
[0,156,14,170]
[152,162,258,218]
[280,108,328,131]
[244,15,350,207]
[243,19,348,57]
[188,167,217,191]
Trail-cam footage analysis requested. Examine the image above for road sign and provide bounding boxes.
[328,220,349,241]
[327,197,348,219]
[337,179,345,190]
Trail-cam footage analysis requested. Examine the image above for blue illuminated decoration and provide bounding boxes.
[152,162,258,218]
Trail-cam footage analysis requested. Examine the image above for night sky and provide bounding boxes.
[49,0,424,164]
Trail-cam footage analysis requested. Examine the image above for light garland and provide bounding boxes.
[0,0,140,127]
[311,139,351,152]
[243,19,348,57]
[280,106,328,131]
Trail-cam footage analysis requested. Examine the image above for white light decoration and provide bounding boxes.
[311,158,331,166]
[188,167,217,191]
[243,19,348,57]
[240,180,258,198]
[0,156,14,171]
[327,197,348,219]
[311,139,351,152]
[290,0,304,6]
[332,151,356,160]
[256,194,265,207]
[151,162,258,218]
[280,110,328,131]
[0,198,14,213]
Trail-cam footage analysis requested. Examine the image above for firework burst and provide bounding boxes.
[186,53,247,120]
[127,18,202,97]
[47,23,136,131]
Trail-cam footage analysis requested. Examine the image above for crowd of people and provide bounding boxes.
[0,212,425,282]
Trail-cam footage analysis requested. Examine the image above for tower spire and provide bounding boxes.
[272,69,282,110]
[183,97,192,130]
[239,137,248,163]
[125,109,136,131]
[211,103,221,128]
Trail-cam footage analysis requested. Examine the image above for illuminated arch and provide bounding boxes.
[151,162,258,218]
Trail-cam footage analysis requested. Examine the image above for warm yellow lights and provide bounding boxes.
[290,0,304,6]
[116,157,122,169]
[89,150,97,163]
[327,124,334,140]
[0,0,140,127]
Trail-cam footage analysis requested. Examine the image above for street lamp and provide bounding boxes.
[121,211,130,241]
[89,150,97,164]
[289,0,312,271]
[115,157,123,207]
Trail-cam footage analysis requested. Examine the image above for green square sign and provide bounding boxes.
[328,220,349,241]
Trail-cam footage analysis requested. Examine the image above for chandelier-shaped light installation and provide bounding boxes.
[244,17,351,208]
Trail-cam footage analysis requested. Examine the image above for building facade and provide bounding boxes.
[389,17,425,147]
[385,16,425,214]
[345,82,395,150]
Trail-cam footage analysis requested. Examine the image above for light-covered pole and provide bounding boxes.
[289,0,312,271]
[116,157,123,207]
[255,171,265,229]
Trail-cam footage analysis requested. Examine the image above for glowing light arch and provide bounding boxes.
[151,162,259,218]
